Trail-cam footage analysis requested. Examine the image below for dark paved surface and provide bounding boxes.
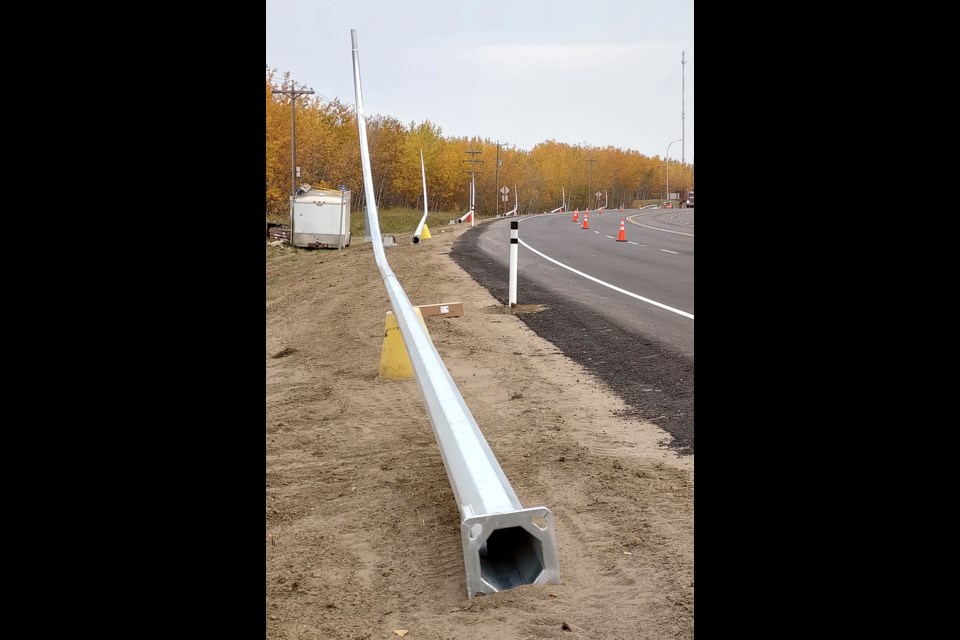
[451,217,694,455]
[487,212,693,357]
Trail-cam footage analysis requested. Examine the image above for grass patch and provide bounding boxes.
[350,207,462,237]
[266,243,303,266]
[265,206,466,274]
[268,207,473,245]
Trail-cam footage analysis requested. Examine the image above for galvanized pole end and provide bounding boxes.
[460,506,560,598]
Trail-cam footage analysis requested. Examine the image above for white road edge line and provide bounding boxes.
[518,238,694,320]
[660,249,679,254]
[625,213,694,237]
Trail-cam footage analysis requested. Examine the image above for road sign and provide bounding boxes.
[595,191,602,199]
[500,186,510,195]
[339,184,348,191]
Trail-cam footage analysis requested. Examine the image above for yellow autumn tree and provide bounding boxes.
[267,68,695,219]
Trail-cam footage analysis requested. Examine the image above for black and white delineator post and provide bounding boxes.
[509,220,518,307]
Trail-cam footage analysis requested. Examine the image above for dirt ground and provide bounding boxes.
[266,221,694,639]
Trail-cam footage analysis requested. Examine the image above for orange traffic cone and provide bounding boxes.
[617,218,627,242]
[581,213,589,229]
[572,210,579,222]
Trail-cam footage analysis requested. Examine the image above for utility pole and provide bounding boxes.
[586,152,595,210]
[495,142,501,217]
[272,83,315,239]
[682,51,686,165]
[463,148,483,226]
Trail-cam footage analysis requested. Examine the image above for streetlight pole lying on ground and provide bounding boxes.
[665,139,682,208]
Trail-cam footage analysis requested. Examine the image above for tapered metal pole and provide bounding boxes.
[351,29,559,598]
[666,139,681,206]
[682,51,686,165]
[412,149,429,244]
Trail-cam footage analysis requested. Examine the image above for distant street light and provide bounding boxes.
[665,139,682,207]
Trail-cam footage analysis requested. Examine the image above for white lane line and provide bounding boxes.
[518,239,694,319]
[604,235,614,239]
[660,249,679,254]
[625,213,694,237]
[627,241,639,245]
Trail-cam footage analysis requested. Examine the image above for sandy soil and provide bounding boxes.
[266,221,694,639]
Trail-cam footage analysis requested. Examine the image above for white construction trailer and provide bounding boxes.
[292,186,351,248]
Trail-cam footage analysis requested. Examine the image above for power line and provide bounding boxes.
[268,80,334,104]
[616,62,681,147]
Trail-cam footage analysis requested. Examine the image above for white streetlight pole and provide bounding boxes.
[665,139,682,207]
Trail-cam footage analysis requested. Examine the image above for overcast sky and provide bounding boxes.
[266,0,693,163]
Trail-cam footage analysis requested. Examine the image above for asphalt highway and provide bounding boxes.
[450,209,695,454]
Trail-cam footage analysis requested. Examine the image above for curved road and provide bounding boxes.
[450,209,695,454]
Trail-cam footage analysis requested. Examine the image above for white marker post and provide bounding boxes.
[509,220,518,307]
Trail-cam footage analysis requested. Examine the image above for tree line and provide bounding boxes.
[267,67,693,221]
